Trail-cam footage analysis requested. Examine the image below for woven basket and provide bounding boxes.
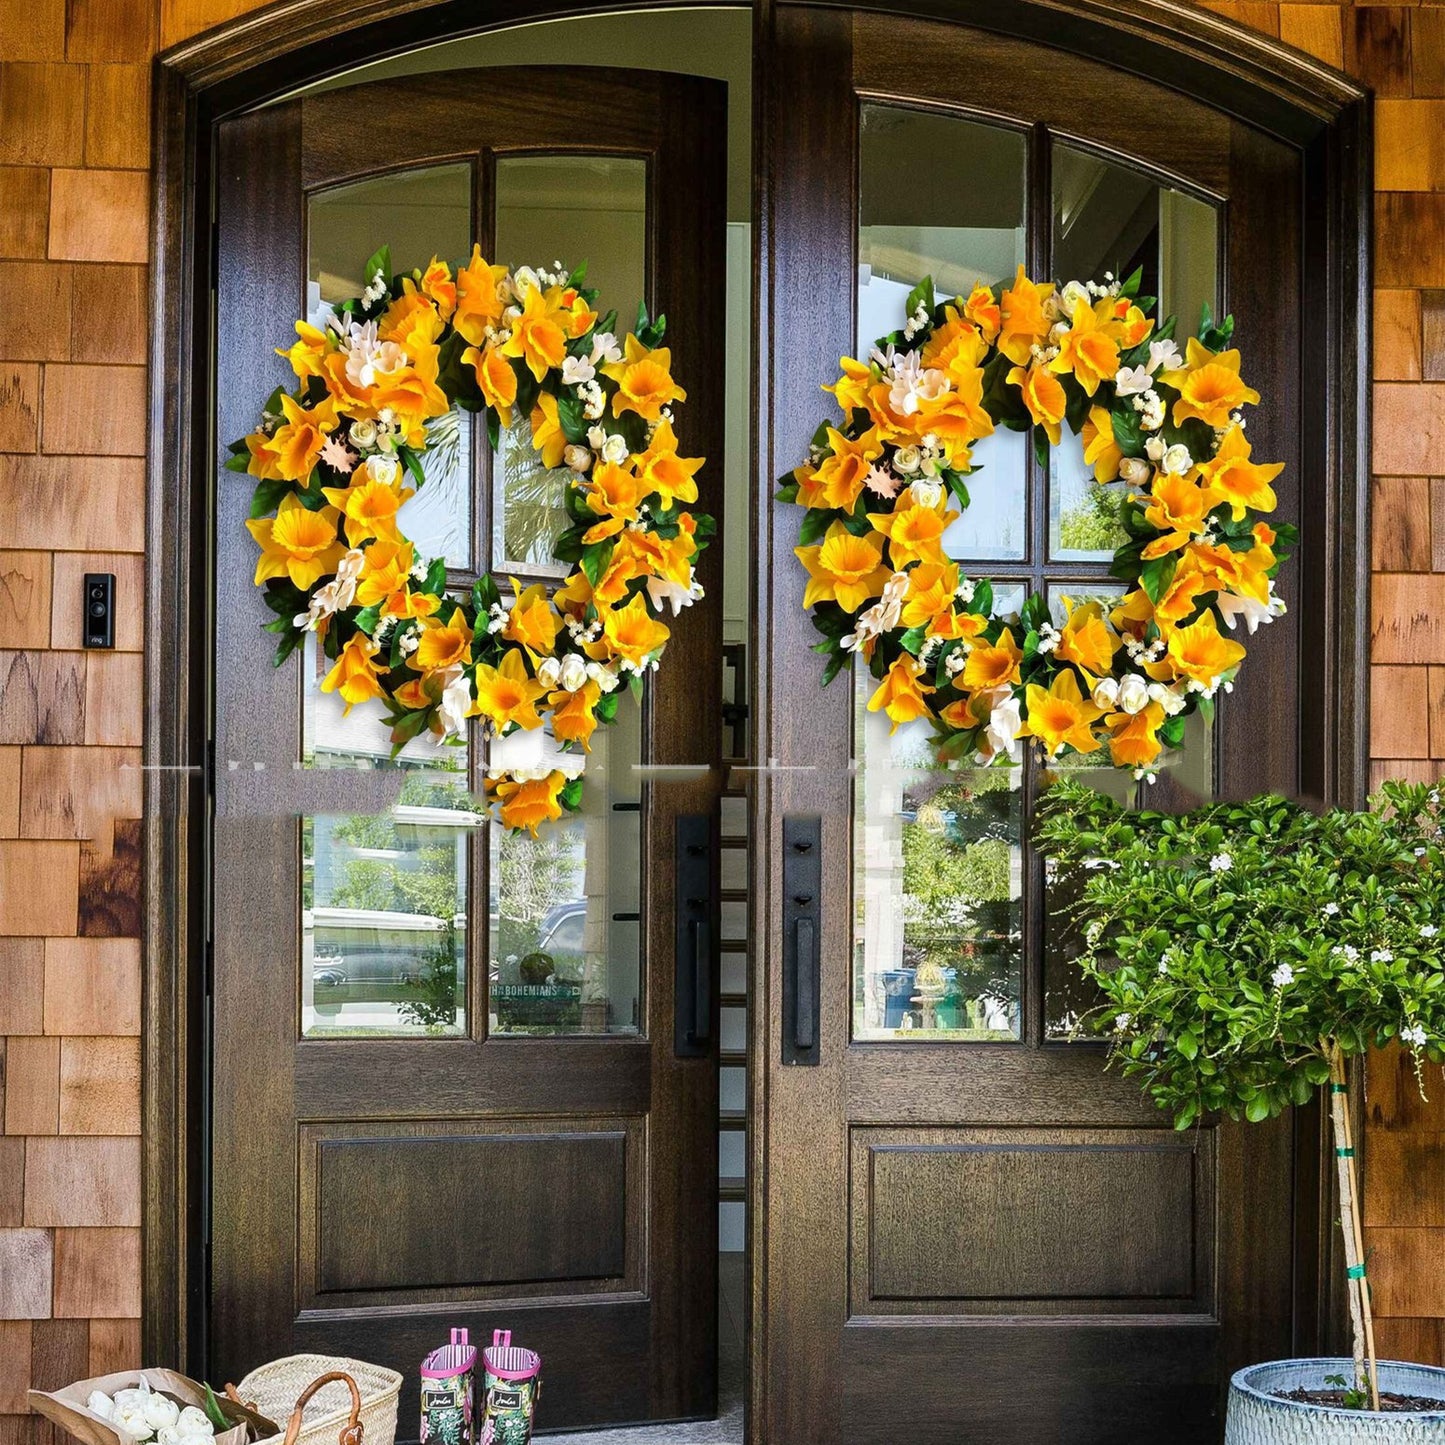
[232,1358,402,1445]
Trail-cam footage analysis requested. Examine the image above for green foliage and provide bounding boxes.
[1035,778,1445,1131]
[1057,482,1128,554]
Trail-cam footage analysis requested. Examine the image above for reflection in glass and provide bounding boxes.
[489,700,644,1036]
[1049,424,1130,563]
[492,155,647,572]
[854,668,1023,1041]
[303,771,475,1039]
[859,105,1029,563]
[308,164,475,569]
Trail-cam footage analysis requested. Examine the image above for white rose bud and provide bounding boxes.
[348,418,377,450]
[1092,677,1120,709]
[1118,456,1151,488]
[536,656,562,689]
[1059,280,1090,315]
[600,434,629,466]
[563,444,592,474]
[87,1394,116,1422]
[893,445,922,475]
[1116,675,1150,715]
[364,454,400,488]
[511,265,540,296]
[909,479,943,510]
[586,424,608,450]
[1162,443,1193,475]
[559,654,589,693]
[1144,435,1167,463]
[143,1397,180,1432]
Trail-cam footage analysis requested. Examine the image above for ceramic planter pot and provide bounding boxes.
[1226,1360,1445,1443]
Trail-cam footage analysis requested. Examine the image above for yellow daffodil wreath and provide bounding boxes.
[778,268,1295,777]
[231,245,712,834]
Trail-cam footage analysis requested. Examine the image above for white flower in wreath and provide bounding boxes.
[348,417,378,451]
[908,478,944,510]
[511,265,541,296]
[1217,587,1287,634]
[1113,364,1153,397]
[563,444,593,474]
[1147,337,1185,374]
[842,573,908,653]
[892,445,922,476]
[1161,443,1193,475]
[1059,280,1091,316]
[589,331,623,366]
[342,320,408,390]
[1092,677,1120,710]
[363,454,401,488]
[1145,434,1168,463]
[600,433,629,466]
[561,355,596,387]
[555,654,587,693]
[976,689,1023,766]
[1115,674,1150,715]
[646,573,705,616]
[436,666,472,741]
[1118,456,1151,488]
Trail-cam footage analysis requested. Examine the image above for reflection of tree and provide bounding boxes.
[400,920,461,1035]
[501,424,568,565]
[900,771,1021,1008]
[1058,481,1127,553]
[496,827,582,961]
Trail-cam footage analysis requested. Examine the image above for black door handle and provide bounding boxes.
[794,917,816,1050]
[675,815,713,1058]
[691,918,712,1045]
[783,816,821,1065]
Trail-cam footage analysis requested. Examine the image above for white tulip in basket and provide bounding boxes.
[225,1360,402,1445]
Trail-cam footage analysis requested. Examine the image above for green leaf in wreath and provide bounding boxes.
[797,507,834,547]
[1139,553,1178,605]
[903,275,936,320]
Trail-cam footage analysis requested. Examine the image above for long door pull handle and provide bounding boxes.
[794,917,816,1050]
[690,918,712,1045]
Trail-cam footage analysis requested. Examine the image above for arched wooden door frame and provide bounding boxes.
[144,0,1370,1402]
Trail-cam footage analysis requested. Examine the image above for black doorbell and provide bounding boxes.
[83,573,115,649]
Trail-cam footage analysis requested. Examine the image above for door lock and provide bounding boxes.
[783,816,821,1066]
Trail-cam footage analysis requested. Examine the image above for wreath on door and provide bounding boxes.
[229,245,713,833]
[777,267,1295,777]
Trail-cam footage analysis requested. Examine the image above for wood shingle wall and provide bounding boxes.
[0,0,1441,1435]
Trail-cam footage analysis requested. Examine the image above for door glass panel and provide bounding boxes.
[308,164,475,570]
[853,667,1023,1042]
[1049,146,1219,561]
[858,105,1029,563]
[303,770,474,1039]
[491,154,647,573]
[488,702,643,1036]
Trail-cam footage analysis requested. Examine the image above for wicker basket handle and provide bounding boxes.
[281,1372,363,1445]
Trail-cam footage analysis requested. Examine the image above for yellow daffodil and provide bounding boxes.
[462,342,518,426]
[454,247,510,345]
[531,392,567,470]
[490,770,567,836]
[824,356,874,414]
[1050,297,1120,396]
[321,472,415,547]
[1195,425,1282,520]
[867,494,958,569]
[1152,567,1211,630]
[1101,296,1152,349]
[1160,337,1260,428]
[1141,471,1220,559]
[1081,405,1123,483]
[863,378,917,444]
[867,655,936,732]
[634,419,703,508]
[1055,599,1118,676]
[582,460,649,542]
[266,393,340,481]
[603,334,687,422]
[404,256,455,320]
[617,518,697,592]
[916,373,994,468]
[1106,701,1165,769]
[998,265,1052,365]
[1019,669,1105,756]
[962,283,1002,343]
[410,607,474,674]
[372,346,450,445]
[245,429,285,481]
[549,681,602,751]
[245,493,346,589]
[898,561,963,634]
[795,522,892,614]
[504,579,562,662]
[962,630,1023,691]
[502,284,568,382]
[378,292,444,351]
[1006,361,1067,446]
[798,427,884,512]
[588,592,671,669]
[278,320,332,382]
[1145,610,1245,687]
[472,648,546,732]
[321,632,387,714]
[354,538,416,610]
[921,306,989,376]
[1110,588,1155,636]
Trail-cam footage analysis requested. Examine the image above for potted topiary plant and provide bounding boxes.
[1036,778,1445,1441]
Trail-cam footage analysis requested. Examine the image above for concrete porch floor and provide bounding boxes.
[540,1252,745,1443]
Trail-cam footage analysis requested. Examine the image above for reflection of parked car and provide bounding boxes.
[534,900,588,982]
[305,907,465,993]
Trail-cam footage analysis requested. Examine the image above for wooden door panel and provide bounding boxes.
[761,7,1310,1440]
[211,66,726,1433]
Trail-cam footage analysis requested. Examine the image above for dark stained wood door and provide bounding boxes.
[210,68,726,1434]
[757,11,1314,1443]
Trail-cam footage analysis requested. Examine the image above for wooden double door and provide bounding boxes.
[209,12,1333,1444]
[210,67,726,1434]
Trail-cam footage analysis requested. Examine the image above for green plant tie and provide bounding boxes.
[1346,1264,1366,1279]
[1335,1146,1355,1157]
[1330,1082,1349,1093]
